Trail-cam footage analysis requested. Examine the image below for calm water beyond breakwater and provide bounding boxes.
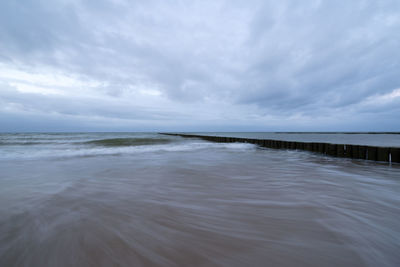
[0,133,400,267]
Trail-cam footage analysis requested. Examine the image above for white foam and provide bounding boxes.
[0,141,256,160]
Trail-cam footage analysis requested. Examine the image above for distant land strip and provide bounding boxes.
[160,133,400,164]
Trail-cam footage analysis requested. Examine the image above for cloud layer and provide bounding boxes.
[1,0,400,131]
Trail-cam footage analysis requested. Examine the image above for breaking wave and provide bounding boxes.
[84,138,172,147]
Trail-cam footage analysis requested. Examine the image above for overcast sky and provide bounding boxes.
[1,0,399,132]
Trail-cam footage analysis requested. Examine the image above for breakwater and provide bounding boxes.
[161,133,400,164]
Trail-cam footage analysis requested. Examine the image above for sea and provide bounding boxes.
[0,132,399,267]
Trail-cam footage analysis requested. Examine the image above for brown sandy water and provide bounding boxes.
[0,133,399,266]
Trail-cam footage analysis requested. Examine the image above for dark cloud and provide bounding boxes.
[0,0,399,131]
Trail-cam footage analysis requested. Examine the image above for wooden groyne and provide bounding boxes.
[160,133,400,164]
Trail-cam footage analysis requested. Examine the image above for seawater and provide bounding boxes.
[191,132,400,147]
[0,133,399,267]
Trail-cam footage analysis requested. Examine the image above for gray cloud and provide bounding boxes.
[0,0,399,131]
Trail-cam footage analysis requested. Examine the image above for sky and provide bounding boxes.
[0,0,400,132]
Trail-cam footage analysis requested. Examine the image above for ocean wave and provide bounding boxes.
[84,138,172,147]
[0,141,48,146]
[0,141,256,160]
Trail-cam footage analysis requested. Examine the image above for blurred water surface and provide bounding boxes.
[0,133,399,267]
